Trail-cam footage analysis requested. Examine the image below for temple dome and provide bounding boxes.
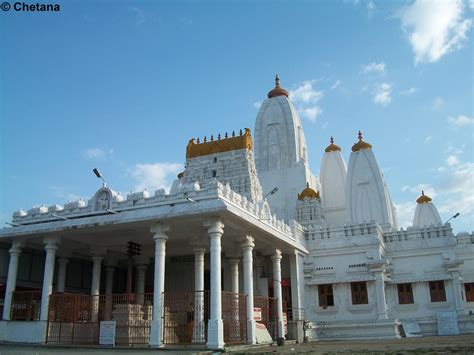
[298,183,320,200]
[325,136,341,152]
[351,131,372,152]
[416,190,432,204]
[267,74,289,98]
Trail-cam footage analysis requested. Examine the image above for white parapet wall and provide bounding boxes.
[0,321,47,343]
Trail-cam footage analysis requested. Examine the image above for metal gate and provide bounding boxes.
[254,295,278,339]
[222,291,247,344]
[46,293,153,345]
[162,291,209,344]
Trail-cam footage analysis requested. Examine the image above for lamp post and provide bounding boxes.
[445,212,460,224]
[93,168,107,187]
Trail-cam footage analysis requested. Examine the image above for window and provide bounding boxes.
[212,170,217,177]
[351,282,368,305]
[429,281,446,302]
[318,284,334,307]
[397,283,414,304]
[465,283,474,302]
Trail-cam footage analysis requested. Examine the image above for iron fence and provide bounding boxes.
[46,293,153,345]
[10,290,41,321]
[222,291,247,344]
[162,290,209,345]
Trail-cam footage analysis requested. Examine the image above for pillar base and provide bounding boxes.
[247,319,256,345]
[377,312,388,320]
[277,320,285,340]
[149,320,163,348]
[206,319,224,349]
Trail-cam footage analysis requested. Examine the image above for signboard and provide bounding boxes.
[437,311,459,336]
[99,320,116,346]
[253,307,262,321]
[401,321,422,337]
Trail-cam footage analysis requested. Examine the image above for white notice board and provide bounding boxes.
[99,320,116,346]
[437,311,459,336]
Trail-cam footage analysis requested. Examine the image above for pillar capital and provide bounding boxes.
[271,249,282,261]
[194,247,206,255]
[91,255,103,263]
[9,240,24,255]
[43,236,59,251]
[90,247,107,258]
[134,255,150,266]
[241,235,255,249]
[58,257,69,265]
[151,222,170,238]
[204,218,224,235]
[228,258,240,266]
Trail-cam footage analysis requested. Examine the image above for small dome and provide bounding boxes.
[267,74,289,99]
[416,190,432,204]
[298,182,320,200]
[325,136,341,152]
[351,130,372,152]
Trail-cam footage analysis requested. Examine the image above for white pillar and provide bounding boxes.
[289,251,305,321]
[105,265,115,295]
[193,248,206,343]
[136,264,148,304]
[150,223,169,348]
[91,255,103,322]
[242,236,256,344]
[452,272,465,314]
[2,241,23,320]
[229,259,240,294]
[374,272,388,320]
[40,237,58,321]
[206,219,225,349]
[271,249,284,340]
[56,257,69,293]
[104,264,115,320]
[91,256,103,295]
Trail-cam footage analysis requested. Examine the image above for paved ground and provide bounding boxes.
[1,335,474,354]
[230,335,474,354]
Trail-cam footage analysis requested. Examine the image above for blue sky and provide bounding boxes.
[1,0,473,233]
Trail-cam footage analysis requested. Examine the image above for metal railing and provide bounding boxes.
[10,290,42,321]
[162,290,209,345]
[222,291,247,344]
[46,293,153,345]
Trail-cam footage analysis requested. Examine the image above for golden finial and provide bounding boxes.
[325,136,341,152]
[352,130,372,152]
[239,129,243,136]
[225,132,228,139]
[218,133,221,140]
[416,190,433,204]
[204,136,207,143]
[297,182,320,200]
[268,74,289,98]
[197,137,200,144]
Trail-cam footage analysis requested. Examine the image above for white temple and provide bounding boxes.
[0,75,473,348]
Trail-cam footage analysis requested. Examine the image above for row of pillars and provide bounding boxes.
[2,219,288,349]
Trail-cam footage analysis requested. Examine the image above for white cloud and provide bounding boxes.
[131,7,145,26]
[447,155,460,166]
[374,83,392,105]
[448,114,473,127]
[425,135,432,143]
[397,0,472,64]
[331,80,341,90]
[253,101,262,109]
[362,62,386,74]
[394,201,417,228]
[400,87,419,95]
[470,0,474,10]
[299,107,323,121]
[398,155,474,231]
[82,147,114,160]
[49,186,81,202]
[432,96,444,110]
[289,80,324,103]
[131,162,182,192]
[367,0,376,15]
[289,80,324,122]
